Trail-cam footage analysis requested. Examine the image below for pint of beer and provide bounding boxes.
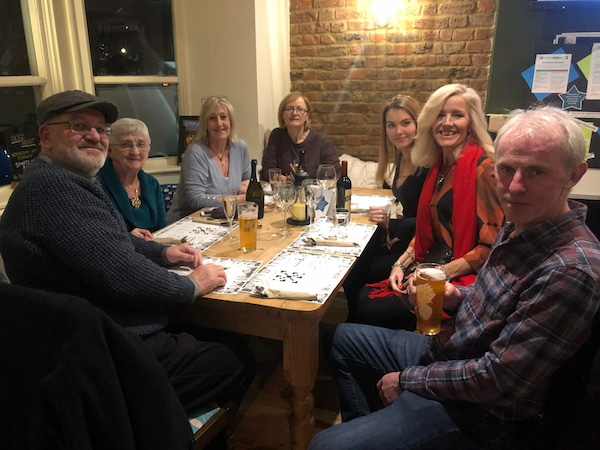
[239,202,258,252]
[415,263,447,335]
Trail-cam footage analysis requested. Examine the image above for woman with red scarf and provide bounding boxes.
[352,84,505,330]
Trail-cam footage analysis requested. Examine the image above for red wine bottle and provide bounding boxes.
[336,160,351,210]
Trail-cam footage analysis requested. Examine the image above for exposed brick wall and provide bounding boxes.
[289,0,497,160]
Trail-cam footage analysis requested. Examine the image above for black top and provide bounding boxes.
[388,152,428,243]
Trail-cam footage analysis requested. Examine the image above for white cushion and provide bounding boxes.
[339,154,394,189]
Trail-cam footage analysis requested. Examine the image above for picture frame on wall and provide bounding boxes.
[3,128,40,187]
[177,115,200,164]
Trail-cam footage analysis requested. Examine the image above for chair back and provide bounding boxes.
[530,312,600,449]
[161,183,179,211]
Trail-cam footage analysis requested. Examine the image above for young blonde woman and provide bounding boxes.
[344,94,429,322]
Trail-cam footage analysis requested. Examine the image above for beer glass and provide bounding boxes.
[415,263,447,335]
[238,202,258,252]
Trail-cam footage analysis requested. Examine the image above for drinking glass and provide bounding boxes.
[316,164,337,189]
[415,263,447,335]
[335,207,350,239]
[221,189,237,240]
[268,168,282,193]
[274,180,296,236]
[302,178,323,232]
[238,202,258,252]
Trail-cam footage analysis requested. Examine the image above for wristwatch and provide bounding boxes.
[392,261,408,272]
[397,369,403,386]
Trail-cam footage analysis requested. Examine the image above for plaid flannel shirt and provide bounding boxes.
[401,201,600,420]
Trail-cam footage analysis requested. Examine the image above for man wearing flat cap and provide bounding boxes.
[0,90,254,415]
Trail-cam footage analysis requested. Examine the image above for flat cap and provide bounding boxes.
[37,90,119,125]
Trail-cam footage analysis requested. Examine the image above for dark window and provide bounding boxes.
[85,0,176,76]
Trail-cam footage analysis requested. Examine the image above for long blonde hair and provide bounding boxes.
[412,84,494,168]
[376,94,421,184]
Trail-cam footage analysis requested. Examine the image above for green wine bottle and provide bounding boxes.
[246,159,264,219]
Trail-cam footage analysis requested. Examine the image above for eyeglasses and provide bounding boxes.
[114,141,149,150]
[201,95,228,104]
[284,106,307,114]
[46,121,111,138]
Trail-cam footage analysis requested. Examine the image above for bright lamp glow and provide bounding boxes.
[371,0,396,28]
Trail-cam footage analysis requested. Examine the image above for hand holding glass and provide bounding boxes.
[221,190,237,240]
[274,180,296,236]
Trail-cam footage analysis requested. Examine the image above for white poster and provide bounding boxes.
[532,53,572,94]
[586,43,600,100]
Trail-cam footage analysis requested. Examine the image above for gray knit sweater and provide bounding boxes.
[0,158,196,336]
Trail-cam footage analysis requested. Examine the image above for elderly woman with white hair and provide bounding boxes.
[97,118,166,240]
[167,96,250,223]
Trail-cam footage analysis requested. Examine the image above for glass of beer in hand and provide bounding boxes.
[415,263,447,335]
[238,202,258,252]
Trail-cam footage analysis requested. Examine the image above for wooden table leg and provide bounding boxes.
[283,316,320,450]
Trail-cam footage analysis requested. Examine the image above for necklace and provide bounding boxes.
[437,165,452,189]
[211,146,228,165]
[130,189,141,209]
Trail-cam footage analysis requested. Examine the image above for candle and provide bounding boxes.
[291,203,306,221]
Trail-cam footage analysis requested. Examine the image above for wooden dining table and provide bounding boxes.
[172,187,393,449]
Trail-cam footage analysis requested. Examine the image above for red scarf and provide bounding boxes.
[414,140,482,286]
[366,140,482,300]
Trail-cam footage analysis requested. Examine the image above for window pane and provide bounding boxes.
[95,84,178,157]
[85,0,176,76]
[0,0,31,76]
[0,86,38,149]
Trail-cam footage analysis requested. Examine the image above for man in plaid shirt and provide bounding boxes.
[310,106,600,449]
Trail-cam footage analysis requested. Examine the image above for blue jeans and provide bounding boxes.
[309,324,472,449]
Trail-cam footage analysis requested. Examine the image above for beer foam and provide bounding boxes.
[418,268,446,281]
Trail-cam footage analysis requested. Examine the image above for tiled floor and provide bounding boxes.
[233,293,347,449]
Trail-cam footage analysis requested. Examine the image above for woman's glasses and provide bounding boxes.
[284,106,307,114]
[115,141,149,150]
[201,95,228,104]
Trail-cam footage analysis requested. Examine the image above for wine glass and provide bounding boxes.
[268,168,282,193]
[221,189,237,240]
[274,180,296,236]
[302,178,323,232]
[316,164,337,189]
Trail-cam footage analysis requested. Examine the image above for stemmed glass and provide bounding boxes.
[221,189,237,240]
[302,178,323,232]
[268,168,282,193]
[316,164,337,190]
[274,180,296,236]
